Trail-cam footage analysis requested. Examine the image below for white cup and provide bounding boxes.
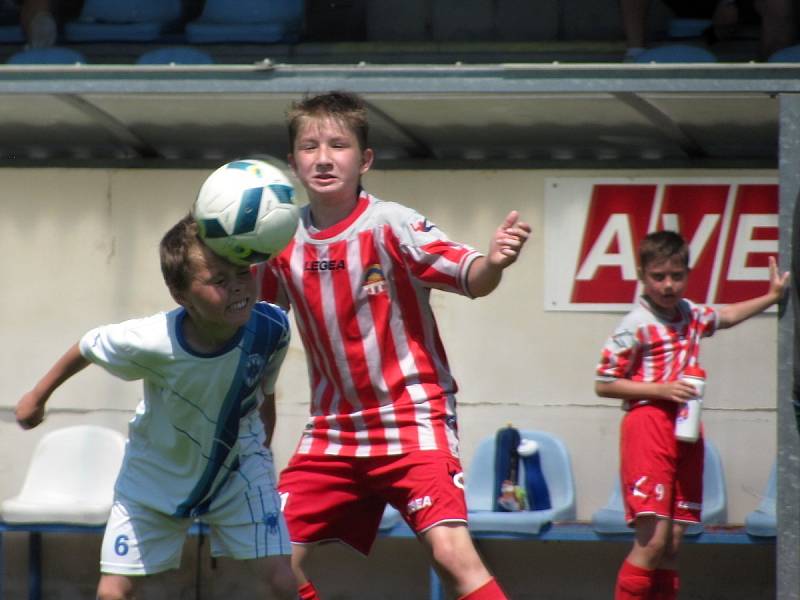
[675,366,706,442]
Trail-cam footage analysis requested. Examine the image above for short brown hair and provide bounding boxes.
[287,91,369,151]
[639,230,689,270]
[160,213,202,292]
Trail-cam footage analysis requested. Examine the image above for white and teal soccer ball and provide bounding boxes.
[193,159,299,265]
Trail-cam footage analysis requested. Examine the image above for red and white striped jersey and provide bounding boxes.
[596,296,718,407]
[259,190,482,458]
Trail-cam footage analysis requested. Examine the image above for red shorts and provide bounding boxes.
[620,401,704,525]
[278,449,467,555]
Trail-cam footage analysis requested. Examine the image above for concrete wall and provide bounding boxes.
[0,167,779,597]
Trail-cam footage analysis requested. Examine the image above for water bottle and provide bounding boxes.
[518,439,551,511]
[675,365,706,442]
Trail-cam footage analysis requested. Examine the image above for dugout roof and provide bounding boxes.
[0,62,799,167]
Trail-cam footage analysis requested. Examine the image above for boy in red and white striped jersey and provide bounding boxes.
[595,230,789,600]
[258,91,530,600]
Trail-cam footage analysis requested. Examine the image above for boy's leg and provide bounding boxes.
[420,523,506,599]
[212,555,297,600]
[614,516,673,599]
[650,521,687,600]
[291,544,321,600]
[96,574,136,600]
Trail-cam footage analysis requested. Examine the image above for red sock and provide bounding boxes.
[298,581,321,600]
[458,578,508,600]
[652,569,679,600]
[615,560,655,599]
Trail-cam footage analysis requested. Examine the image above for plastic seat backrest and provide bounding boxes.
[466,429,576,520]
[12,425,125,506]
[768,44,800,63]
[701,438,727,524]
[137,47,214,65]
[7,47,86,65]
[198,0,303,24]
[78,0,182,23]
[633,44,717,64]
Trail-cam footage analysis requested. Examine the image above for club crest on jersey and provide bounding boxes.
[362,264,387,295]
[244,354,266,387]
[611,330,634,350]
[411,218,437,233]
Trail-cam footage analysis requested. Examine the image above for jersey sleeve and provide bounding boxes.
[394,207,482,297]
[255,260,284,305]
[79,320,150,381]
[596,320,641,382]
[695,302,719,338]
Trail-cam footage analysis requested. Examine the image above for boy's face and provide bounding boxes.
[639,256,688,315]
[173,244,257,335]
[288,116,373,205]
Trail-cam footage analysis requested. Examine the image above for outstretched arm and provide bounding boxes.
[16,343,90,429]
[717,256,790,329]
[467,210,531,298]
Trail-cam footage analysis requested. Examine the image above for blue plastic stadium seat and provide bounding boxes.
[634,44,718,64]
[378,505,404,532]
[137,46,214,65]
[591,438,727,536]
[185,0,303,44]
[767,44,800,63]
[745,463,776,537]
[0,24,24,43]
[667,18,712,39]
[465,429,576,536]
[64,0,182,42]
[6,47,86,65]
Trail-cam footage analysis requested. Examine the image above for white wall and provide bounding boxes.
[0,167,778,523]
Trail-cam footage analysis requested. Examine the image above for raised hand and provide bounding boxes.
[487,210,531,269]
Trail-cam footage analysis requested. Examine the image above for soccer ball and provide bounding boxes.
[193,159,300,265]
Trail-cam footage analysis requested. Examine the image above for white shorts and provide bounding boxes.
[100,450,291,576]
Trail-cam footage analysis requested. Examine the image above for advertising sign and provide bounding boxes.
[544,178,779,311]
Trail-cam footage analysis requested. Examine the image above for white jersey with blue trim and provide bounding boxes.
[79,301,290,518]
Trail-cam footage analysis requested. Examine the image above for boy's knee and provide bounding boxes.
[428,531,486,579]
[96,576,135,600]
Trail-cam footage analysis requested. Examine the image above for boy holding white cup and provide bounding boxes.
[594,230,788,600]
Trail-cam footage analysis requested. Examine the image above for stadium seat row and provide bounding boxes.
[0,0,303,46]
[0,425,779,600]
[0,425,779,538]
[5,45,215,65]
[7,42,800,65]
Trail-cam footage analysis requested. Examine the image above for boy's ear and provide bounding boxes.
[360,148,374,174]
[287,153,296,174]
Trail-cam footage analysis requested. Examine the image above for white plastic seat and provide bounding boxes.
[2,425,126,525]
